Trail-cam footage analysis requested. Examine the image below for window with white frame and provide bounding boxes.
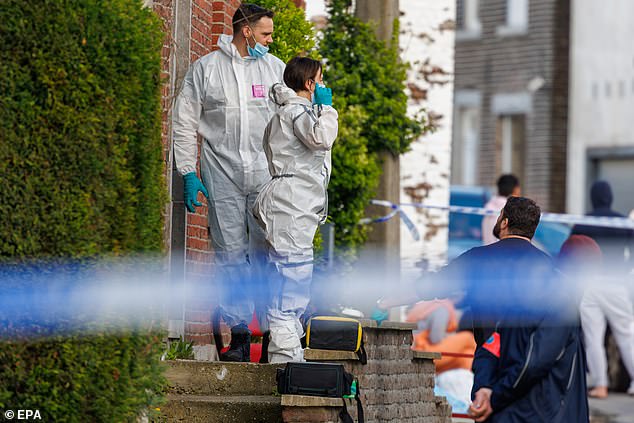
[497,115,526,183]
[464,0,481,32]
[452,107,480,185]
[457,0,481,40]
[497,0,529,36]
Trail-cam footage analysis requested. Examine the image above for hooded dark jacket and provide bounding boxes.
[471,314,588,423]
[431,238,589,422]
[571,181,633,267]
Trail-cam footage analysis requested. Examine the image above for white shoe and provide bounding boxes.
[627,382,634,396]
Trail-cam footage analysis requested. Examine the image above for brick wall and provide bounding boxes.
[453,0,570,211]
[302,322,452,423]
[152,0,175,248]
[152,0,239,352]
[184,0,240,349]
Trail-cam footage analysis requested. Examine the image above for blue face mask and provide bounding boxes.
[247,35,269,59]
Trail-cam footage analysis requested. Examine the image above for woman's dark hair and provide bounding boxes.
[232,3,274,34]
[283,57,322,92]
[502,196,541,239]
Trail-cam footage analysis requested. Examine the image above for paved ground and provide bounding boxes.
[450,394,634,422]
[589,393,634,423]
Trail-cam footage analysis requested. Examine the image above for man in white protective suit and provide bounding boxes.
[172,3,285,362]
[253,57,338,363]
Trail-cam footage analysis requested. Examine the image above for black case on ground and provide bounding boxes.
[307,317,362,352]
[306,317,368,364]
[276,362,352,397]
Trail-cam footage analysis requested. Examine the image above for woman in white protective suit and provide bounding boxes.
[253,57,338,363]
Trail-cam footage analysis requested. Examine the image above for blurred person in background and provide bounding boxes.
[482,174,521,245]
[407,298,476,374]
[559,234,634,398]
[571,180,634,273]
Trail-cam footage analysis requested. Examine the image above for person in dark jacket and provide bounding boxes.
[460,197,589,422]
[571,180,633,270]
[375,197,589,422]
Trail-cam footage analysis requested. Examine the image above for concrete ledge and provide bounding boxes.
[357,319,417,330]
[374,321,417,330]
[358,319,378,328]
[413,351,442,360]
[281,395,343,407]
[304,348,359,361]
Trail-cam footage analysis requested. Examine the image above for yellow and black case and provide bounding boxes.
[306,316,366,363]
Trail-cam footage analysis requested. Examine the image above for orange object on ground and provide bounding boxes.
[407,300,476,373]
[413,330,476,373]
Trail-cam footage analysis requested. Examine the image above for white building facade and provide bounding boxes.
[400,0,455,271]
[567,0,634,216]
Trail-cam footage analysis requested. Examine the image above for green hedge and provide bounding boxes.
[0,0,166,259]
[0,330,166,422]
[0,0,167,420]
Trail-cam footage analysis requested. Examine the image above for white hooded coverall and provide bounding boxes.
[253,84,338,362]
[172,34,285,327]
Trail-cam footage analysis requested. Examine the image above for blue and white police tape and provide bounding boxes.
[361,199,634,230]
[359,200,421,241]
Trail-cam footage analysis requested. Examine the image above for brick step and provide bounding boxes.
[160,394,282,422]
[165,360,279,396]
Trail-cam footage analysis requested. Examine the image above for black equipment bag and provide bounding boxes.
[306,316,368,364]
[277,362,350,397]
[277,362,364,423]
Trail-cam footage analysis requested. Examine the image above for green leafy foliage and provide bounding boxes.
[327,106,380,258]
[164,337,194,360]
[251,0,318,62]
[0,0,166,259]
[321,0,426,156]
[0,329,166,422]
[246,0,427,261]
[318,0,429,255]
[0,0,167,420]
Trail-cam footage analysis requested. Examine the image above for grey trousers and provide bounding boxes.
[580,285,634,387]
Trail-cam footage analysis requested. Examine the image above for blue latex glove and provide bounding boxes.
[313,84,332,106]
[370,307,389,326]
[183,172,209,213]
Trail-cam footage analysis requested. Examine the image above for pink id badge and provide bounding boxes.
[252,84,265,98]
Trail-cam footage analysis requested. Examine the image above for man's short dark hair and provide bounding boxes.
[502,196,541,239]
[497,174,520,197]
[283,57,322,92]
[233,3,274,34]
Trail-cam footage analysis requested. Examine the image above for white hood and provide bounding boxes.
[269,83,297,107]
[217,34,257,61]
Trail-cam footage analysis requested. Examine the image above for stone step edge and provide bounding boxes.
[304,348,441,361]
[166,393,281,404]
[281,394,345,407]
[358,319,417,330]
[413,351,442,360]
[164,359,281,368]
[304,348,359,361]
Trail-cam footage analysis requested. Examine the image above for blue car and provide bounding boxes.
[448,185,571,261]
